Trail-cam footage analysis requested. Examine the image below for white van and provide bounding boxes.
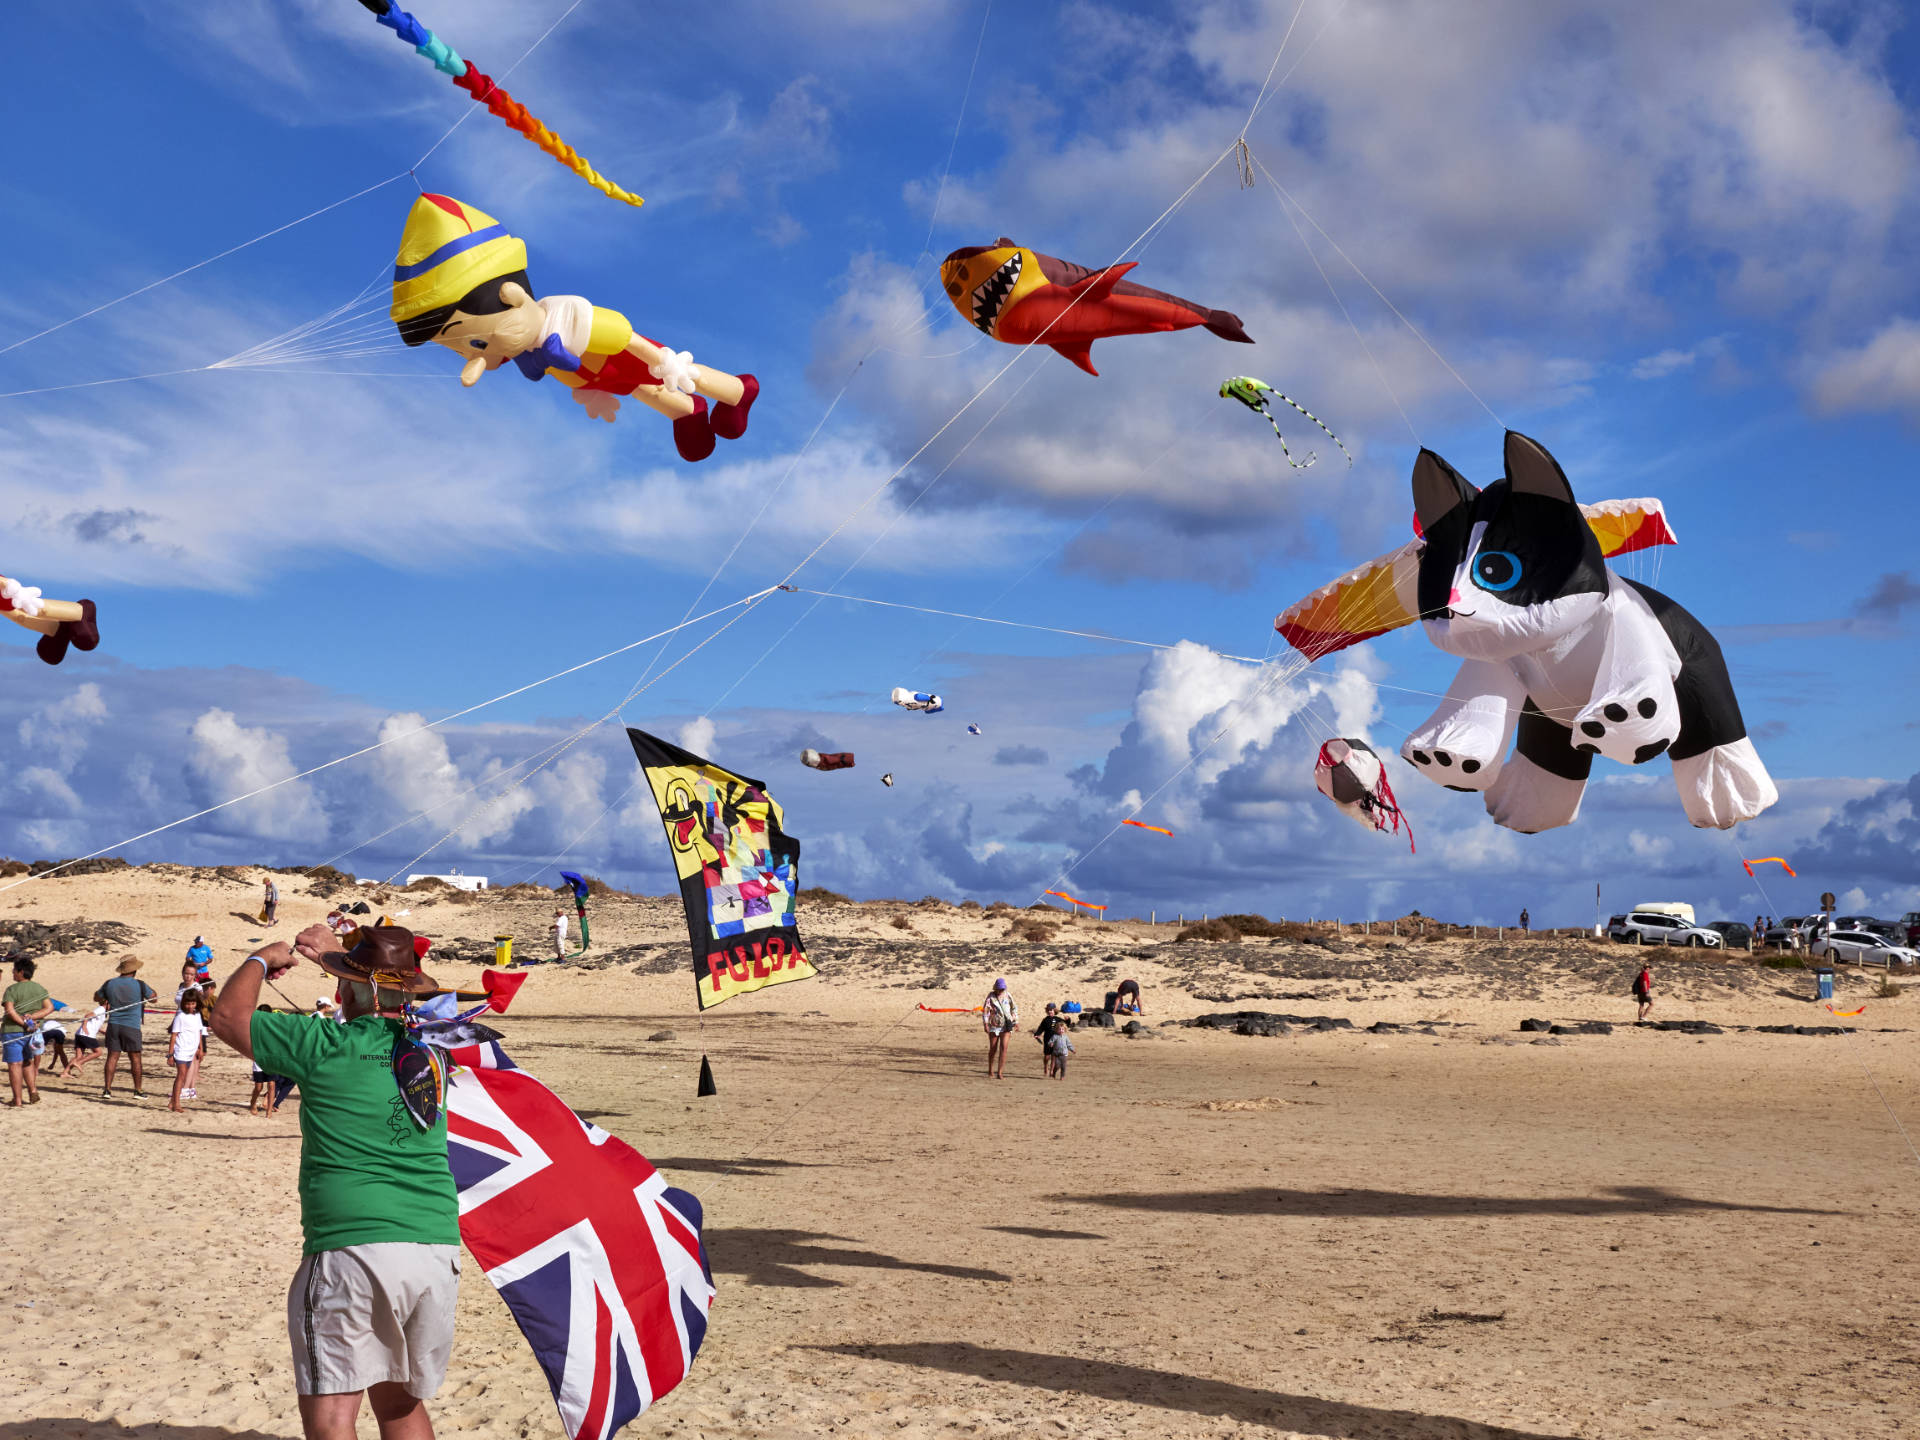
[1634,901,1695,925]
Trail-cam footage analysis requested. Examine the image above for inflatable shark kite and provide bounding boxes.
[939,239,1252,375]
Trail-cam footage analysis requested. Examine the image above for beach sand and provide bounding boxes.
[1,866,1915,1438]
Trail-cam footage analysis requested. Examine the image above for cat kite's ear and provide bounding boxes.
[1504,431,1577,503]
[1412,449,1476,531]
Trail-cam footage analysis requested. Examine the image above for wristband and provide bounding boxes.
[246,956,270,980]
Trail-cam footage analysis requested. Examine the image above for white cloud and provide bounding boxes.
[187,707,327,841]
[677,716,716,757]
[1631,349,1699,381]
[1807,317,1920,420]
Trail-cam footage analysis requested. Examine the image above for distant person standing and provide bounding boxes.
[187,935,214,983]
[1632,962,1654,1022]
[4,956,53,1106]
[550,908,569,962]
[1519,908,1530,934]
[96,957,157,1099]
[262,877,280,928]
[982,978,1017,1080]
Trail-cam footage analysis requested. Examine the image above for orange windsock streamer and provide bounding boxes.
[916,1003,983,1014]
[1045,890,1107,911]
[1743,857,1797,878]
[1826,1004,1866,1018]
[1121,819,1174,836]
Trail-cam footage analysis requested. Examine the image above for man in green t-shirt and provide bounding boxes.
[210,923,459,1440]
[4,955,53,1106]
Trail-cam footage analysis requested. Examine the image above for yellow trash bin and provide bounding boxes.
[494,934,514,968]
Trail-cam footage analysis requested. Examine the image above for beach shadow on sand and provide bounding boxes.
[140,1127,296,1141]
[705,1227,1013,1289]
[985,1224,1107,1240]
[652,1155,824,1176]
[1046,1184,1844,1219]
[803,1342,1582,1437]
[1,1424,289,1440]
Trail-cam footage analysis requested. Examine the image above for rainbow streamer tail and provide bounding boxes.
[360,0,644,208]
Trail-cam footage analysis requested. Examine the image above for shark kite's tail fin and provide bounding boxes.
[1206,309,1254,344]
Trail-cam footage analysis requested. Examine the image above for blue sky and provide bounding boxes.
[1,0,1917,927]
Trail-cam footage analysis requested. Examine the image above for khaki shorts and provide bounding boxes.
[288,1243,461,1398]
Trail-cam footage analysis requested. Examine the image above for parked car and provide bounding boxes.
[1762,916,1807,949]
[1705,920,1752,950]
[1608,911,1724,947]
[1811,929,1920,967]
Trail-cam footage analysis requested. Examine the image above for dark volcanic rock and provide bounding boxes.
[1551,1021,1614,1035]
[1640,1019,1725,1035]
[1081,1009,1116,1028]
[1184,1010,1356,1037]
[1518,1018,1554,1032]
[0,918,142,959]
[1120,1020,1158,1039]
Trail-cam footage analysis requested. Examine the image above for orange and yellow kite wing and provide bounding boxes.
[1276,498,1678,660]
[1045,890,1107,912]
[1121,819,1174,836]
[1743,857,1797,878]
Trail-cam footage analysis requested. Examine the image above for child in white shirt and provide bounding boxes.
[167,990,208,1111]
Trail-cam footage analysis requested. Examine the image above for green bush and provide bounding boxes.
[799,887,851,907]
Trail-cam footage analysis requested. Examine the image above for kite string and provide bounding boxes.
[1253,155,1503,430]
[0,587,776,899]
[918,0,994,263]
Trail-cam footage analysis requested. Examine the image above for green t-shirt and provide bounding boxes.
[3,981,49,1035]
[251,1011,459,1255]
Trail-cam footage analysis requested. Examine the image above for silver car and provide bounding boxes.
[1608,911,1724,948]
[1812,929,1920,968]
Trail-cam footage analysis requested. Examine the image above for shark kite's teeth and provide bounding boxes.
[969,253,1021,335]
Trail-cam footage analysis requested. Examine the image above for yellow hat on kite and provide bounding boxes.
[390,193,527,329]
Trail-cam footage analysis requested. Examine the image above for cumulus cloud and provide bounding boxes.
[187,708,329,842]
[678,716,717,757]
[1808,318,1920,419]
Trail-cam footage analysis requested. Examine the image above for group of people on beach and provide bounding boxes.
[979,975,1143,1080]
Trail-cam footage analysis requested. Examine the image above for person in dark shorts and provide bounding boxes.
[1033,1003,1063,1078]
[262,876,280,927]
[95,956,156,1098]
[1114,979,1143,1015]
[1519,908,1530,933]
[250,1004,290,1116]
[1632,962,1654,1021]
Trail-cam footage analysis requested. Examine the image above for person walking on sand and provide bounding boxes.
[1519,907,1530,934]
[96,956,157,1099]
[263,876,280,927]
[1033,1003,1063,1079]
[1632,961,1654,1022]
[4,956,53,1106]
[550,908,569,962]
[983,978,1017,1079]
[209,923,459,1440]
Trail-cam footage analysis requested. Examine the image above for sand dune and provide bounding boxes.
[1,865,1914,1438]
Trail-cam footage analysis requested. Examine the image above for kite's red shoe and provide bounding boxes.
[711,373,758,441]
[673,397,716,463]
[34,599,97,667]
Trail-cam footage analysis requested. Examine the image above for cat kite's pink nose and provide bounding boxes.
[1448,587,1463,607]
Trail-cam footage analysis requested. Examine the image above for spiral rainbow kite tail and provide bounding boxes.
[358,0,644,209]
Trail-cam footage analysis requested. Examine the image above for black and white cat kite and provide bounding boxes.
[1398,431,1776,833]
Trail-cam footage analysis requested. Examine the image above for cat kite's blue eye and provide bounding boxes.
[1472,550,1522,592]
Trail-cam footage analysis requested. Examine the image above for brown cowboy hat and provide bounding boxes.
[309,925,440,995]
[116,956,143,975]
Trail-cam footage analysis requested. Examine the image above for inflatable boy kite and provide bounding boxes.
[1,575,97,666]
[390,194,758,463]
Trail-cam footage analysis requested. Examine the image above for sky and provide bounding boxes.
[0,0,1917,928]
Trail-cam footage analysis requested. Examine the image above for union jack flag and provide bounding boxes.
[443,1040,713,1439]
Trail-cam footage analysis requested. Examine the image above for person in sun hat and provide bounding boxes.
[95,956,157,1099]
[388,192,759,462]
[981,977,1018,1080]
[208,924,460,1439]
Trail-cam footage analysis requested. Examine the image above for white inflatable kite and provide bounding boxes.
[1277,432,1777,834]
[890,688,944,714]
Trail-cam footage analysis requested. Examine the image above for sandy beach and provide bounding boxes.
[2,865,1915,1439]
